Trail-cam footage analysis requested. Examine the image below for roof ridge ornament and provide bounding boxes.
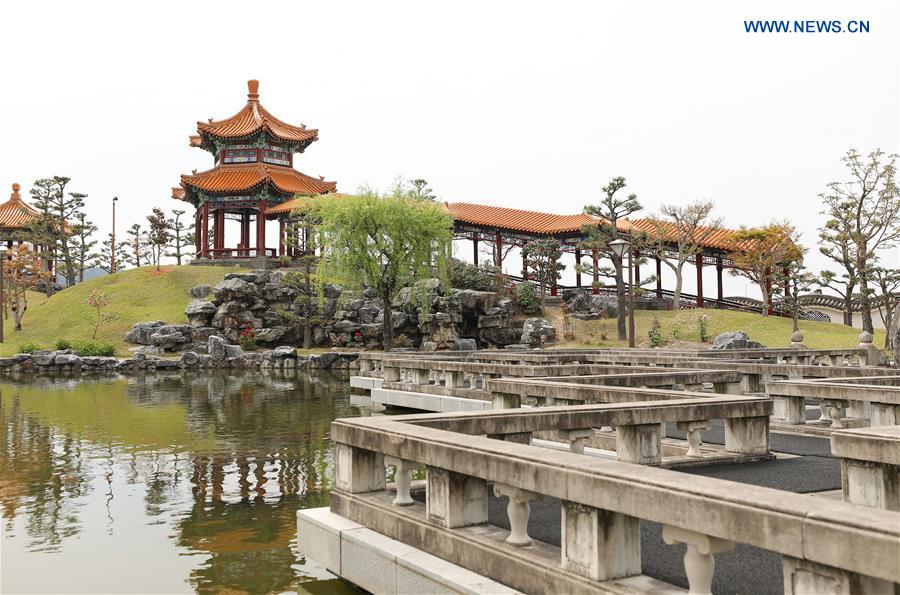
[10,183,21,202]
[247,79,260,102]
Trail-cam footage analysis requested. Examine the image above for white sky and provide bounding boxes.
[0,0,897,298]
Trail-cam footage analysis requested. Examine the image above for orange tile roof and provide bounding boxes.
[628,218,746,251]
[0,183,42,229]
[446,202,631,235]
[179,163,337,197]
[195,80,318,145]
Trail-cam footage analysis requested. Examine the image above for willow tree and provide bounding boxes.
[309,189,453,350]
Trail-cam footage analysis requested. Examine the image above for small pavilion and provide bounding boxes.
[0,183,54,271]
[173,80,336,263]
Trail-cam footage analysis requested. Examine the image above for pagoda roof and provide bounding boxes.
[446,202,631,235]
[0,183,42,229]
[176,163,336,199]
[194,80,318,148]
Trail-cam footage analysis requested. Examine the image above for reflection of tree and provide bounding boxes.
[0,393,92,550]
[1,370,354,591]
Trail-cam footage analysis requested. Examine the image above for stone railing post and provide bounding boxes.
[412,367,430,385]
[740,373,761,394]
[444,370,463,389]
[384,456,415,506]
[662,525,734,595]
[677,420,710,458]
[724,416,769,455]
[616,423,662,464]
[871,401,900,426]
[561,501,641,580]
[492,391,521,409]
[425,468,489,528]
[383,365,400,383]
[560,429,594,454]
[358,358,374,373]
[493,483,541,547]
[336,444,385,493]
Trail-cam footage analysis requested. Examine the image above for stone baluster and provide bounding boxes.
[559,429,593,454]
[383,456,415,506]
[822,399,847,429]
[358,358,374,373]
[493,483,541,547]
[492,391,522,410]
[830,354,844,367]
[677,420,710,458]
[662,525,734,595]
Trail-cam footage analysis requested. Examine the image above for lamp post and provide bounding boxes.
[609,238,636,348]
[111,196,118,273]
[0,249,6,344]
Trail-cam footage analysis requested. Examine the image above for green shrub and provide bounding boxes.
[512,281,542,315]
[449,259,498,291]
[55,339,72,351]
[648,318,664,347]
[698,314,710,342]
[71,340,116,357]
[18,342,45,354]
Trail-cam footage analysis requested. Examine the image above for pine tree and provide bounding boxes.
[166,209,194,265]
[69,212,98,283]
[93,234,129,274]
[124,224,150,268]
[146,208,172,271]
[26,176,87,287]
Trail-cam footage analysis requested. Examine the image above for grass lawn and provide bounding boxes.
[545,306,888,351]
[1,265,241,356]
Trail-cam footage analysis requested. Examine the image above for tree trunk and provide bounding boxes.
[758,281,769,316]
[613,256,626,340]
[859,275,874,334]
[842,287,854,327]
[673,269,683,308]
[382,297,394,351]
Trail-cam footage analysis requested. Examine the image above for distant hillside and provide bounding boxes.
[2,265,240,356]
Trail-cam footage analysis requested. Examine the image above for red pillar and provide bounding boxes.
[764,266,773,315]
[494,232,502,269]
[278,219,285,256]
[256,201,267,256]
[215,208,226,252]
[695,253,704,308]
[194,209,202,257]
[521,248,528,280]
[591,249,599,295]
[201,202,210,258]
[574,248,582,287]
[241,213,251,253]
[716,258,724,302]
[782,265,790,299]
[472,238,479,266]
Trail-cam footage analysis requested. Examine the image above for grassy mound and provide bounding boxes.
[2,266,240,356]
[546,307,888,350]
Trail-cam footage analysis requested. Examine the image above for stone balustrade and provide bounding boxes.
[767,377,900,428]
[831,425,900,511]
[324,406,900,594]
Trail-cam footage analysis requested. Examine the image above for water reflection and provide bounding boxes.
[0,371,360,594]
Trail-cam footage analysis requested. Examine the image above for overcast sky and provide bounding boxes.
[0,1,897,297]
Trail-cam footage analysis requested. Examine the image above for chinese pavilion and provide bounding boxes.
[173,80,336,262]
[0,183,54,271]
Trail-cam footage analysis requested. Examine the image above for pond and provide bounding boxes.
[0,371,366,594]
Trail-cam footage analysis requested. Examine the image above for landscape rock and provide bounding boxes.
[454,338,477,350]
[54,354,82,367]
[521,318,556,346]
[208,336,227,364]
[214,278,257,302]
[190,284,212,298]
[712,331,766,350]
[124,321,166,345]
[185,301,217,326]
[180,351,200,367]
